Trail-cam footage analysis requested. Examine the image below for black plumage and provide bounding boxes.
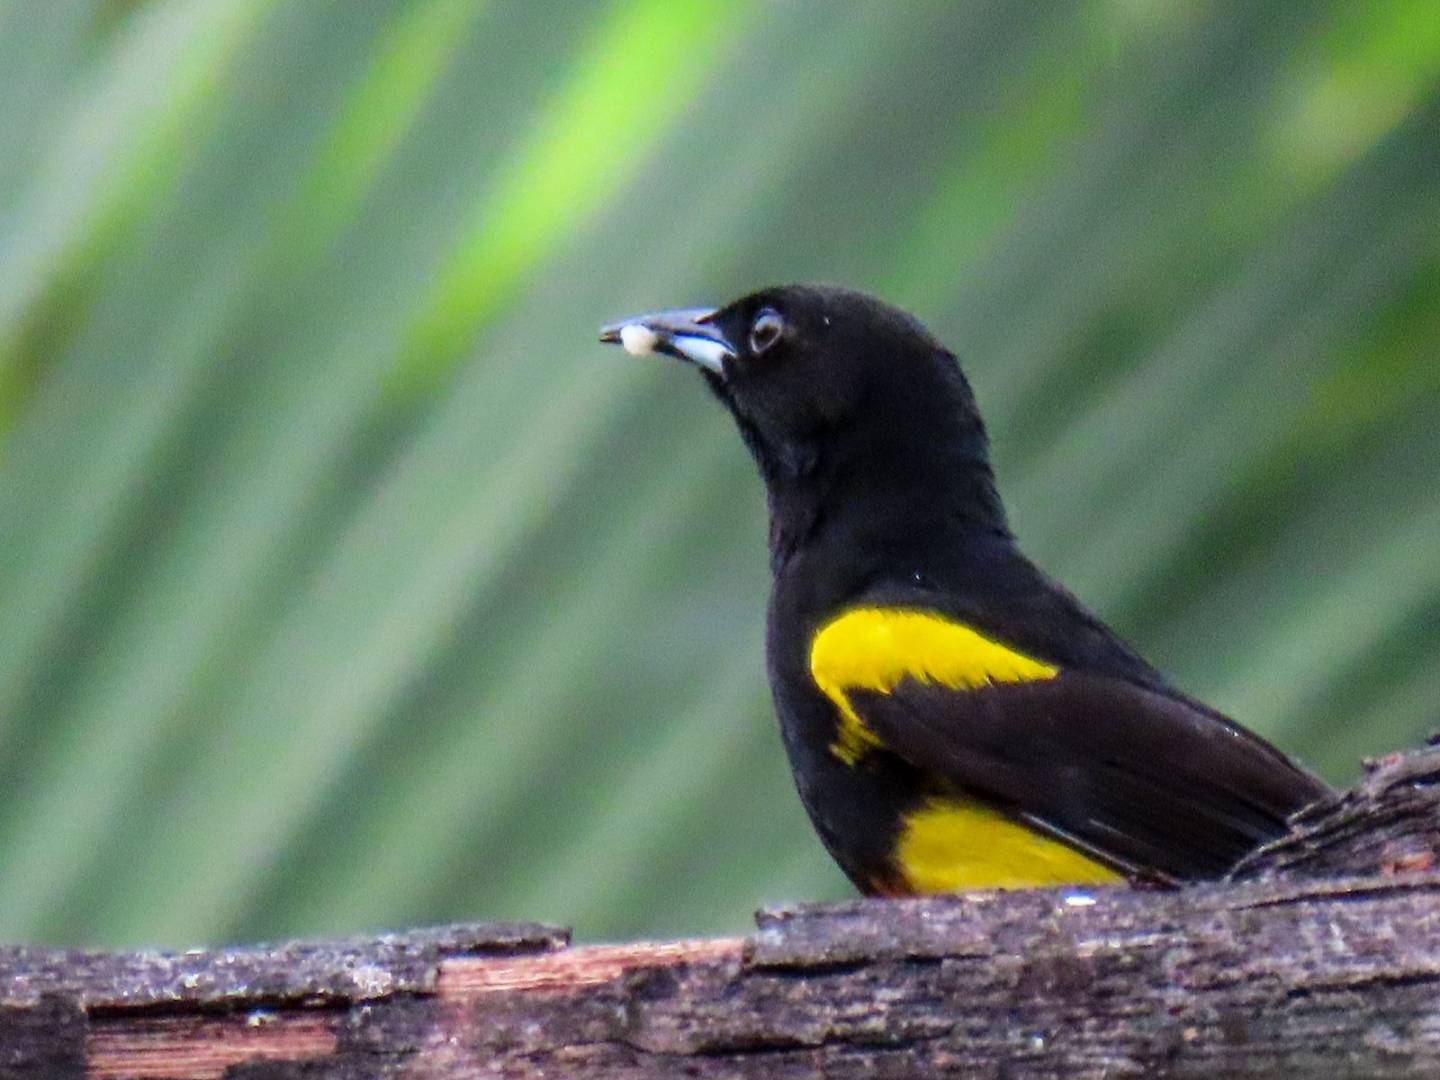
[601,284,1331,895]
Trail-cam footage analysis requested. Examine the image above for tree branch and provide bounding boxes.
[6,745,1440,1078]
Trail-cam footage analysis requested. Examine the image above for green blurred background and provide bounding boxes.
[0,0,1438,950]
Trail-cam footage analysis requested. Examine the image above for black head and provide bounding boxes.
[601,284,1009,557]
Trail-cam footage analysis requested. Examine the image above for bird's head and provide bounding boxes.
[601,284,1008,548]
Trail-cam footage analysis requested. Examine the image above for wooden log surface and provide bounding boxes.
[4,743,1440,1079]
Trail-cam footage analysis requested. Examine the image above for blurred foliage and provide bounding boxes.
[0,0,1437,949]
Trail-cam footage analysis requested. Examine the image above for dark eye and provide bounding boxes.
[749,308,784,355]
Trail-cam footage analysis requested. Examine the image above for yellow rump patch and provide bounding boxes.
[897,797,1122,891]
[809,607,1058,765]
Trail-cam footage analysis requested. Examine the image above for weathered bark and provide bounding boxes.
[5,744,1440,1079]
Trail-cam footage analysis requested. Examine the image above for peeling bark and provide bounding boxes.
[5,746,1440,1078]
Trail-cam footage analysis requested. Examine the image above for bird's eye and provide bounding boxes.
[749,309,784,355]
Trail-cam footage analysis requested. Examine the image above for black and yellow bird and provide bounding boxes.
[600,284,1331,895]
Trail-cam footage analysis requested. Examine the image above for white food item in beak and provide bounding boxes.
[619,323,660,356]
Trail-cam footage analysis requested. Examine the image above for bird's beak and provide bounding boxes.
[599,307,735,376]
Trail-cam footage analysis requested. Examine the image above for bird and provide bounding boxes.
[599,284,1332,896]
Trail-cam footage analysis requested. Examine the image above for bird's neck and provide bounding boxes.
[763,426,1010,573]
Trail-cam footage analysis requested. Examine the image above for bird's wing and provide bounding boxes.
[848,671,1330,881]
[806,604,1330,882]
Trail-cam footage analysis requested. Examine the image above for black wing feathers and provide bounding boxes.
[850,673,1331,882]
[863,537,1170,689]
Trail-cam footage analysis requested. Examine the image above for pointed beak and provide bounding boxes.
[599,307,736,376]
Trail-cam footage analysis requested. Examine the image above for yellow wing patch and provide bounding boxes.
[809,607,1059,765]
[896,797,1122,891]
